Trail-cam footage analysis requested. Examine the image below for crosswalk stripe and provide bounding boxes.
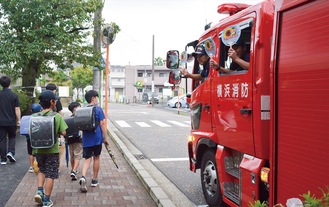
[150,120,171,127]
[114,120,191,128]
[135,122,151,127]
[167,121,190,127]
[115,120,131,127]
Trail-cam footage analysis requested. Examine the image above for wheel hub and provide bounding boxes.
[203,160,218,197]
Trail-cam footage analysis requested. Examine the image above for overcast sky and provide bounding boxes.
[102,0,264,66]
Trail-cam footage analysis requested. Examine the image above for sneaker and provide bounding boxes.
[34,191,44,204]
[70,170,77,181]
[6,152,16,163]
[91,179,99,187]
[43,200,53,207]
[79,177,87,192]
[0,160,6,165]
[28,167,34,173]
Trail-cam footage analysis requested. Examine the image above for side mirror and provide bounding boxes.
[166,50,179,69]
[168,70,181,85]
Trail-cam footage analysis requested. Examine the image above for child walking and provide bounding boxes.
[27,103,43,172]
[65,102,83,180]
[79,90,110,192]
[33,90,68,207]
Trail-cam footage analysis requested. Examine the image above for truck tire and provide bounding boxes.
[201,150,222,206]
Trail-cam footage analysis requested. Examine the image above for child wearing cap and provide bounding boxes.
[45,83,63,115]
[65,102,83,181]
[33,90,68,207]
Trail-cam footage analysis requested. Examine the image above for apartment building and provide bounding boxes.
[109,65,175,103]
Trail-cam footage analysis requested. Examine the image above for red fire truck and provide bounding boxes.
[166,0,329,206]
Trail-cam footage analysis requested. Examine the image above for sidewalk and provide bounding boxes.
[4,108,176,207]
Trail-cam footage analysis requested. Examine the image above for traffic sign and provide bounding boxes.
[136,80,143,88]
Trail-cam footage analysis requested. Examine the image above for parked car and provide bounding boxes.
[142,92,159,104]
[167,95,188,108]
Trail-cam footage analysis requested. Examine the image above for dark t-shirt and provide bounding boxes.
[200,59,210,78]
[0,88,20,126]
[230,54,250,71]
[56,98,63,113]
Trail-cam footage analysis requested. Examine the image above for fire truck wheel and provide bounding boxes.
[201,150,222,206]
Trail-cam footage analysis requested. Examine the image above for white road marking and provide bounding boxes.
[184,121,191,124]
[167,121,190,127]
[115,120,131,127]
[150,120,171,127]
[135,122,151,127]
[151,157,189,162]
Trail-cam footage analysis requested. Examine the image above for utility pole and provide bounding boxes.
[151,35,155,107]
[93,3,103,94]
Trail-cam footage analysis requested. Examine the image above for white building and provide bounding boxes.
[108,65,189,104]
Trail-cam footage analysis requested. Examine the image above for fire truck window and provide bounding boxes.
[219,26,251,75]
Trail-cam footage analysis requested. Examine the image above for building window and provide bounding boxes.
[138,73,143,77]
[159,73,168,77]
[159,88,163,93]
[114,68,123,72]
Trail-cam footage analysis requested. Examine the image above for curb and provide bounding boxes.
[107,120,176,207]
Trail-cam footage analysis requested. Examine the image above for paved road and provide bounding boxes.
[108,103,207,206]
[0,132,29,206]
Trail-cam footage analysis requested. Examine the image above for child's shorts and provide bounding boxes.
[83,144,102,159]
[35,154,59,179]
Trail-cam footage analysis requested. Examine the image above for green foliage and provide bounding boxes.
[249,187,329,207]
[12,87,30,113]
[70,65,93,90]
[154,57,165,66]
[0,0,105,86]
[49,70,69,86]
[110,22,121,35]
[302,187,329,207]
[249,200,267,207]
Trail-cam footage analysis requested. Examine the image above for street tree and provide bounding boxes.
[0,0,104,98]
[49,70,69,87]
[70,65,93,99]
[154,57,165,66]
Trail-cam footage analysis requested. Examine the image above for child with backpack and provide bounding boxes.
[79,90,110,192]
[27,103,43,173]
[33,90,68,207]
[64,101,83,181]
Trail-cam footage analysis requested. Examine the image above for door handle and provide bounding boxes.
[203,105,210,110]
[240,108,252,115]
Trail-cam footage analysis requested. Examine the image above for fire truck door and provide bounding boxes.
[212,19,254,154]
[213,70,254,155]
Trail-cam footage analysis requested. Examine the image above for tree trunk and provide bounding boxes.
[21,60,38,115]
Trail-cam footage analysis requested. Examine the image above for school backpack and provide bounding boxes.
[29,111,57,148]
[20,115,32,136]
[74,105,99,131]
[64,117,81,138]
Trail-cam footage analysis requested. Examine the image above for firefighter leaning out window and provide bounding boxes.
[180,36,250,81]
